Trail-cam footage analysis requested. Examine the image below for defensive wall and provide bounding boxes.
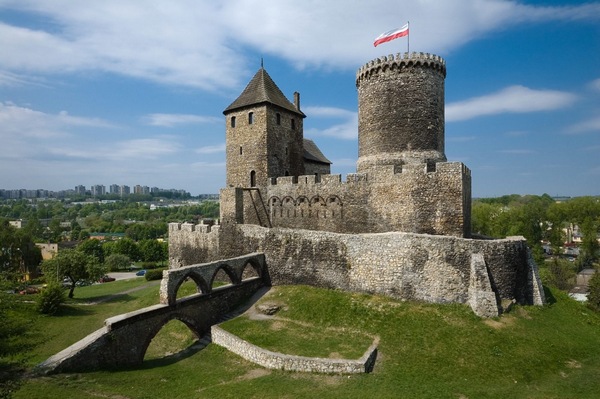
[168,223,545,317]
[219,159,470,238]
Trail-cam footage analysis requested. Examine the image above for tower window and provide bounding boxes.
[231,116,236,128]
[250,170,256,187]
[248,112,254,125]
[291,118,296,130]
[240,146,243,155]
[276,113,281,125]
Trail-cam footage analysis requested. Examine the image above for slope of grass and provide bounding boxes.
[12,284,600,399]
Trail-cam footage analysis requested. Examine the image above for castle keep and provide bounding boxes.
[169,52,545,317]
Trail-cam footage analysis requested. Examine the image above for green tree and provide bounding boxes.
[42,249,105,298]
[77,238,105,263]
[112,238,141,262]
[587,271,600,312]
[139,239,168,263]
[104,253,131,272]
[0,220,42,283]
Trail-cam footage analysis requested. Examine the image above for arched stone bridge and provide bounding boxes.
[37,253,269,374]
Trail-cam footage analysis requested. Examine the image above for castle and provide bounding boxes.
[169,52,545,317]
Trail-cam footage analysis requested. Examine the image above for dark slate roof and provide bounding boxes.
[303,138,331,164]
[223,68,305,117]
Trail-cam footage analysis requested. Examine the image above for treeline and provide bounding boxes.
[472,194,600,266]
[0,199,219,242]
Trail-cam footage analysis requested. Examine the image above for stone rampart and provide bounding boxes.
[262,160,470,236]
[168,222,220,267]
[211,326,378,374]
[215,225,545,316]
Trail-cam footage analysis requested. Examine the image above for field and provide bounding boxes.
[7,278,600,399]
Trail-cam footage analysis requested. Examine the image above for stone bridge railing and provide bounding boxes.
[159,252,268,305]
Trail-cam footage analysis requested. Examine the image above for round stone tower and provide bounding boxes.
[356,52,447,172]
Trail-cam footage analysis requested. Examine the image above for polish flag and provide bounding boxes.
[374,24,409,47]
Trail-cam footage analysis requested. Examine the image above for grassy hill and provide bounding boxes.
[9,280,600,399]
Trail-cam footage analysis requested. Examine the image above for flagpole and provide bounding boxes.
[407,21,410,53]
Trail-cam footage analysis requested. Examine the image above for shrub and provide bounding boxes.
[36,284,66,315]
[587,271,600,312]
[141,262,158,269]
[145,269,166,281]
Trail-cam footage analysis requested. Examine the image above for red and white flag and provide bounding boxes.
[374,24,409,47]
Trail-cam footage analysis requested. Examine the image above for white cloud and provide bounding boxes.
[304,106,357,140]
[143,113,220,127]
[1,1,598,89]
[498,149,536,155]
[446,85,577,122]
[588,78,600,92]
[196,144,226,154]
[565,115,600,134]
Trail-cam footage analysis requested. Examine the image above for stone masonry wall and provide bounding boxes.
[170,223,545,313]
[211,326,377,374]
[262,161,470,237]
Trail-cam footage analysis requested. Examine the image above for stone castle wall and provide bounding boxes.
[224,159,470,237]
[169,223,545,316]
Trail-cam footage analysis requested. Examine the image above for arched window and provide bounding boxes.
[276,113,281,125]
[291,118,295,130]
[248,112,254,125]
[250,170,256,187]
[230,116,236,128]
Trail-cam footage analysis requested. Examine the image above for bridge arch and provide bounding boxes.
[174,270,210,299]
[210,263,240,288]
[140,312,204,364]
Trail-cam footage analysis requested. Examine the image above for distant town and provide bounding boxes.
[0,185,218,200]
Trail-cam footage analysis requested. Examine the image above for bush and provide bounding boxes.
[36,284,66,315]
[145,269,166,281]
[140,262,159,269]
[587,271,600,312]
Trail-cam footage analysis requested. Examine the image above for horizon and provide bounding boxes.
[1,1,599,197]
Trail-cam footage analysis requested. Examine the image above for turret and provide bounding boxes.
[356,52,447,173]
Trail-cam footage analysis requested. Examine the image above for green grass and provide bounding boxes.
[9,283,600,399]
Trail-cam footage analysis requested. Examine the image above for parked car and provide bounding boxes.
[99,275,116,283]
[136,269,146,276]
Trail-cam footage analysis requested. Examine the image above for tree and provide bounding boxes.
[104,253,131,272]
[587,271,600,312]
[139,239,168,263]
[42,249,105,298]
[0,220,42,284]
[77,238,105,263]
[112,238,141,262]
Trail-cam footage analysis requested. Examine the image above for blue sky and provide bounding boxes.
[1,0,599,197]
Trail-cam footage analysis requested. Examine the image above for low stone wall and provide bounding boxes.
[211,326,378,374]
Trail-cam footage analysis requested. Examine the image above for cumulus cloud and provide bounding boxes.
[446,85,577,122]
[143,113,221,127]
[1,1,598,89]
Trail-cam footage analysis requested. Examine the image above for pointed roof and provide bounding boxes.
[303,138,331,165]
[223,68,305,117]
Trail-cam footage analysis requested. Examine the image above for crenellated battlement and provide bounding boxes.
[269,173,369,187]
[356,52,446,85]
[168,222,220,235]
